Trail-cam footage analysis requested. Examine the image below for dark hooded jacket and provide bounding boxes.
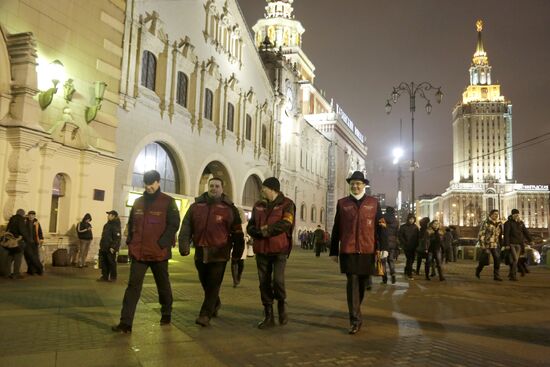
[398,213,419,252]
[99,217,121,251]
[416,217,431,254]
[503,215,532,246]
[380,207,399,250]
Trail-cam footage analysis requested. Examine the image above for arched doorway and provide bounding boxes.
[132,142,180,194]
[242,175,262,208]
[49,173,71,233]
[199,161,233,200]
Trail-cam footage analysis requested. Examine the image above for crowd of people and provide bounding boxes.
[0,169,538,337]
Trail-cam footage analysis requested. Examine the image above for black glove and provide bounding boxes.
[248,227,263,239]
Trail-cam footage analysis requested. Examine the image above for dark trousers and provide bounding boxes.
[404,249,415,277]
[195,260,226,317]
[256,253,287,305]
[346,273,368,326]
[231,259,244,285]
[451,244,458,262]
[382,248,397,277]
[476,248,501,277]
[416,252,427,275]
[119,259,172,326]
[24,242,43,274]
[0,246,24,276]
[426,250,444,279]
[99,250,117,280]
[508,244,521,279]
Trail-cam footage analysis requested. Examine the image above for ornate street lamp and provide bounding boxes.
[385,82,443,214]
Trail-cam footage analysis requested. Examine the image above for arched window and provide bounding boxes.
[204,88,213,120]
[132,142,179,194]
[320,208,325,224]
[300,203,307,221]
[261,124,267,149]
[141,50,156,90]
[176,71,188,107]
[311,206,317,222]
[245,114,252,140]
[227,103,234,132]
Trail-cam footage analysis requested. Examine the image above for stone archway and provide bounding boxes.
[242,174,262,208]
[199,161,233,200]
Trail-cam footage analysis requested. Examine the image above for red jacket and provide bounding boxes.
[336,196,379,254]
[248,194,295,254]
[127,190,180,261]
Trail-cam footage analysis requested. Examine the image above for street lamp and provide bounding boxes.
[393,146,404,222]
[385,82,443,214]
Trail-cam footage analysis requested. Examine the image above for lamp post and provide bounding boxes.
[385,82,443,214]
[392,146,404,222]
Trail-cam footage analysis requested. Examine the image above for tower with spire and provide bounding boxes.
[452,20,513,184]
[251,0,315,82]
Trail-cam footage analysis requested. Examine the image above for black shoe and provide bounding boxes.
[494,276,503,281]
[348,322,362,335]
[258,305,275,329]
[391,275,396,284]
[277,300,288,325]
[425,276,431,281]
[439,276,446,281]
[195,315,210,327]
[475,270,481,279]
[112,323,132,333]
[96,277,110,282]
[160,315,171,325]
[509,277,518,281]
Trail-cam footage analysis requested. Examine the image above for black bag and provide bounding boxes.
[117,254,129,263]
[479,249,490,266]
[52,249,69,267]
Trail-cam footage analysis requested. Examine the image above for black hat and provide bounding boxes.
[28,210,36,215]
[511,209,520,215]
[143,170,161,185]
[106,210,119,217]
[262,177,280,192]
[346,171,370,185]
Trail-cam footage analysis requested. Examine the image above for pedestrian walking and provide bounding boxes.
[399,213,418,280]
[76,213,93,268]
[178,177,244,327]
[503,209,533,281]
[415,217,430,276]
[97,210,121,282]
[313,225,325,257]
[425,220,445,281]
[443,228,453,263]
[247,177,296,329]
[25,210,44,275]
[380,206,399,284]
[475,209,503,281]
[112,170,180,334]
[329,171,385,335]
[0,209,32,279]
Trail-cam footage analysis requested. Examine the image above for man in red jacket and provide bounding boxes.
[330,171,385,335]
[178,177,244,327]
[247,177,295,329]
[112,170,180,333]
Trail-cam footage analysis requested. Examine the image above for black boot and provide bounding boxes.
[391,275,396,284]
[258,304,275,329]
[381,275,388,284]
[277,300,288,325]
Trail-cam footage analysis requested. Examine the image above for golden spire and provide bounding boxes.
[473,19,488,66]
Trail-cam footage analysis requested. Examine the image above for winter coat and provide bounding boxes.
[503,217,532,246]
[380,212,399,251]
[477,218,502,249]
[398,223,419,252]
[99,218,121,251]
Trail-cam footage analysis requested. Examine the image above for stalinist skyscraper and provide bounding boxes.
[418,21,549,233]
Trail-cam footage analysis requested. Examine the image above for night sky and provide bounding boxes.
[237,0,550,204]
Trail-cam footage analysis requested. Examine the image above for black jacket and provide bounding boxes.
[99,218,121,251]
[398,223,419,252]
[6,214,32,245]
[503,217,532,246]
[380,213,399,250]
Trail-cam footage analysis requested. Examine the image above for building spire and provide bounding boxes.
[265,0,294,19]
[472,20,488,66]
[469,19,492,85]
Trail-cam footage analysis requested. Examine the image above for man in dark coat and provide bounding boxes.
[380,206,399,284]
[1,209,32,278]
[247,177,296,329]
[503,209,533,281]
[330,171,385,335]
[97,210,121,282]
[398,213,418,280]
[25,210,44,275]
[179,177,244,327]
[313,225,325,257]
[112,170,180,333]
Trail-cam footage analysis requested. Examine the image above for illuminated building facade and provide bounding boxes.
[418,21,549,233]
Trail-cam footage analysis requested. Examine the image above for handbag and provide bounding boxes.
[0,231,22,248]
[479,249,490,266]
[375,254,385,276]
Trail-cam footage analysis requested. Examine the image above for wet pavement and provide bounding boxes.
[1,249,549,367]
